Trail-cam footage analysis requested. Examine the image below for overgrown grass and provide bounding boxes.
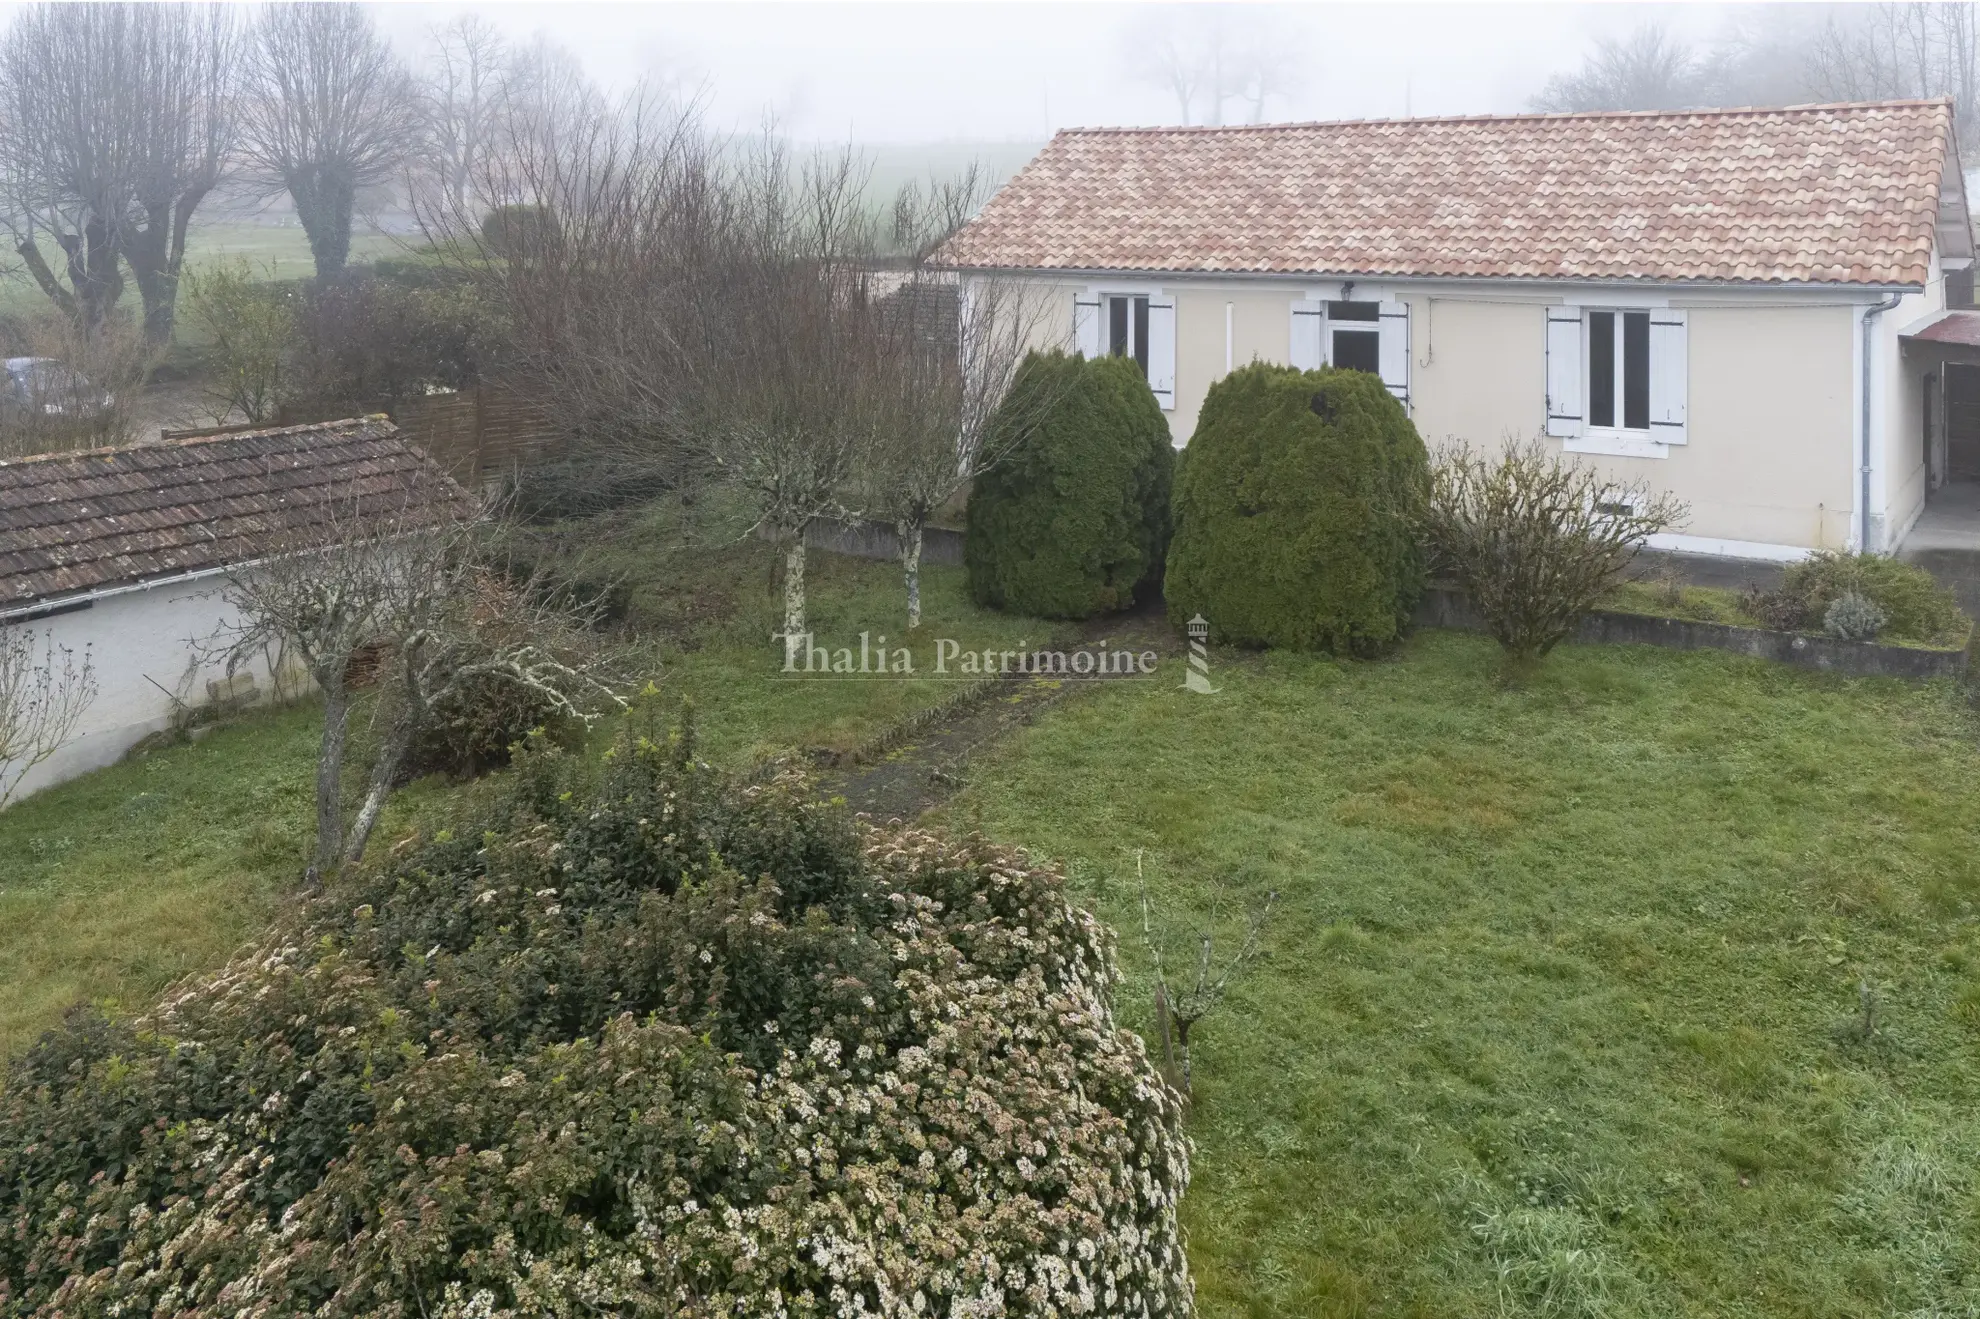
[523,494,1052,765]
[936,631,1980,1317]
[0,497,1041,1058]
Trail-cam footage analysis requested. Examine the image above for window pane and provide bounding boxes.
[1623,311,1650,431]
[1588,311,1615,429]
[1133,296,1149,376]
[1333,328,1380,374]
[1326,300,1380,322]
[1109,297,1129,358]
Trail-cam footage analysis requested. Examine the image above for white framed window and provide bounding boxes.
[1545,305,1687,456]
[1108,294,1149,374]
[1289,293,1411,410]
[1075,286,1175,411]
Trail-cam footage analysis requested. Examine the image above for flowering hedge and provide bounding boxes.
[0,723,1192,1317]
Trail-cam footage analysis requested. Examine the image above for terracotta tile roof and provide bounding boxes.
[0,417,469,612]
[939,100,1959,287]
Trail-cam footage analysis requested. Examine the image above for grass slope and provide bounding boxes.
[936,631,1980,1318]
[0,502,1043,1059]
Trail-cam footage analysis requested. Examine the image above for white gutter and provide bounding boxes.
[1861,290,1906,553]
[0,560,256,623]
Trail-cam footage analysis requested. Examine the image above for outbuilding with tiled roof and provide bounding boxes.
[0,417,467,803]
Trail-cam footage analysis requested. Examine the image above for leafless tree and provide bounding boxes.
[1806,3,1980,139]
[862,172,1044,628]
[418,86,715,517]
[214,488,621,877]
[1136,850,1275,1100]
[1531,24,1702,112]
[0,627,96,807]
[687,144,894,639]
[1120,7,1300,126]
[417,14,510,219]
[0,3,237,342]
[241,3,420,279]
[122,5,237,347]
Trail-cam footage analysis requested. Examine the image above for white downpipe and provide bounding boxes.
[1860,291,1904,552]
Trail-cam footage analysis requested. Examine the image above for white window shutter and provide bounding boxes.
[1290,301,1324,370]
[1545,307,1584,437]
[1147,297,1176,410]
[1649,309,1688,445]
[1378,299,1410,409]
[1073,296,1102,358]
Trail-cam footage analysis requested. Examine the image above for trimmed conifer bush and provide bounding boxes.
[965,350,1174,619]
[1165,362,1430,653]
[0,715,1192,1318]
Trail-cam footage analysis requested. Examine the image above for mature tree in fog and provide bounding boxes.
[242,3,419,278]
[1806,2,1980,139]
[418,14,508,217]
[1121,7,1299,126]
[1532,25,1702,113]
[0,3,236,341]
[1537,5,1980,130]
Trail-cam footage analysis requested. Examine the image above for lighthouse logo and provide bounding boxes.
[1183,615,1218,694]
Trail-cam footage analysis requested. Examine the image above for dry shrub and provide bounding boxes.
[0,314,150,457]
[1425,438,1686,673]
[1746,550,1966,646]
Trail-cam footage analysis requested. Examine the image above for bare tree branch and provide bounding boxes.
[0,627,97,807]
[0,3,235,340]
[240,3,420,279]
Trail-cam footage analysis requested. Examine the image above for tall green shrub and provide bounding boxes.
[1166,363,1430,653]
[965,351,1174,619]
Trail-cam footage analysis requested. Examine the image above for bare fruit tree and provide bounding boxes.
[0,2,238,341]
[241,2,420,279]
[215,486,621,878]
[864,274,1042,629]
[860,171,1048,629]
[0,628,96,808]
[1136,851,1275,1100]
[687,145,905,640]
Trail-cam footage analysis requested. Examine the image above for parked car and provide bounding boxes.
[2,356,114,422]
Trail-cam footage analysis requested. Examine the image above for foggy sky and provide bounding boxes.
[368,1,1741,143]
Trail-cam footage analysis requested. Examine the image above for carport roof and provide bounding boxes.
[1903,309,1980,348]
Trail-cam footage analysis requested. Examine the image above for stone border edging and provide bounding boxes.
[1414,587,1969,680]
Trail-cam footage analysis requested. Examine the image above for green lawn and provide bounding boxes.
[0,503,1043,1059]
[0,220,411,323]
[934,632,1980,1318]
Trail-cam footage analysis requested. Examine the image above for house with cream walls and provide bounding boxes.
[940,99,1979,563]
[0,418,460,804]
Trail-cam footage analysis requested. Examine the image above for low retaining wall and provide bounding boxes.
[1414,586,1969,681]
[800,517,965,567]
